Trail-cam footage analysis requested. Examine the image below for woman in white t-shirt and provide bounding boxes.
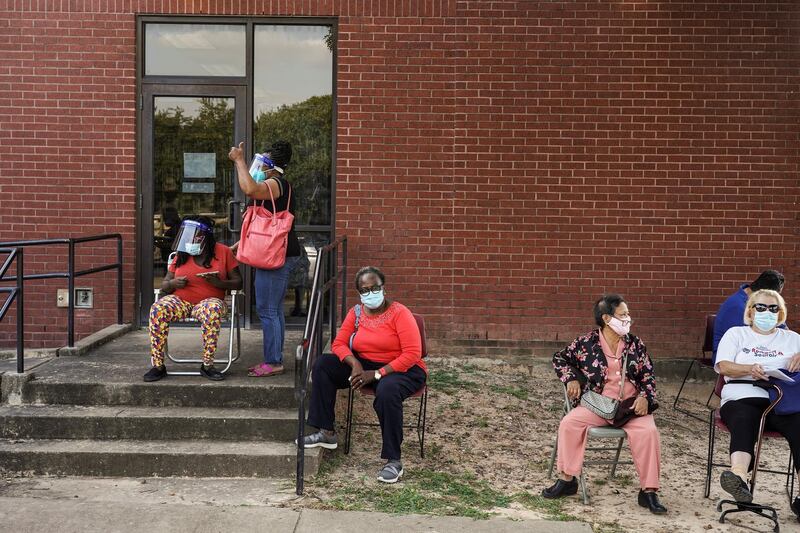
[715,289,800,512]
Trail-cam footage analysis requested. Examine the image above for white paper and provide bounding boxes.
[764,367,795,383]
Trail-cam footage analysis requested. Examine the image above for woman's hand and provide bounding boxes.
[228,141,246,163]
[786,353,800,373]
[198,272,223,288]
[750,363,768,381]
[346,359,364,387]
[172,276,188,289]
[351,370,377,390]
[566,380,581,400]
[230,241,239,254]
[633,396,649,416]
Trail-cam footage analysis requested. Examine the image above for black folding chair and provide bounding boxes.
[673,314,717,420]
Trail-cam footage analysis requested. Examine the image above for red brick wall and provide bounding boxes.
[1,1,798,358]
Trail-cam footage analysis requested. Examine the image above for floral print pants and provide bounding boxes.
[149,295,227,367]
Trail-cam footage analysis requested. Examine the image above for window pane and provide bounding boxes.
[145,23,245,76]
[254,25,333,226]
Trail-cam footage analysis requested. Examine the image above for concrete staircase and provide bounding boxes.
[0,328,321,478]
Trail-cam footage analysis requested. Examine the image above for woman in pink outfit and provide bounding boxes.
[542,294,667,514]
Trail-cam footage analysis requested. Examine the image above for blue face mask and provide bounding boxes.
[184,242,202,256]
[252,169,267,183]
[753,311,778,332]
[360,289,385,310]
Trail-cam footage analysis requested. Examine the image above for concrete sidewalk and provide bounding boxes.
[0,477,591,533]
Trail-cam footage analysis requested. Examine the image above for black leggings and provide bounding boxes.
[720,397,800,470]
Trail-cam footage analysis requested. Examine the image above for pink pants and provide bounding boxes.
[556,405,662,490]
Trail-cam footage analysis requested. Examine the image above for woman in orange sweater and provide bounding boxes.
[299,266,426,483]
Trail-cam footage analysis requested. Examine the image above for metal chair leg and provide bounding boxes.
[610,437,624,478]
[706,411,716,498]
[344,387,354,455]
[547,433,558,479]
[673,359,696,411]
[418,388,428,459]
[579,472,589,504]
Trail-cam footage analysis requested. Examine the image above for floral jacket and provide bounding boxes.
[552,329,658,408]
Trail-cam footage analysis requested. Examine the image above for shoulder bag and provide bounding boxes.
[579,351,628,419]
[236,184,294,270]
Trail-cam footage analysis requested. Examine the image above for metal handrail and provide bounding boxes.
[0,248,24,372]
[0,234,123,349]
[295,235,347,495]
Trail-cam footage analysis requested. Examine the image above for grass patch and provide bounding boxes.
[324,469,511,519]
[489,384,529,400]
[513,491,580,521]
[428,368,480,394]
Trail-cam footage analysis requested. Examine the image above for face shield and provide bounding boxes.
[248,153,283,182]
[172,220,212,256]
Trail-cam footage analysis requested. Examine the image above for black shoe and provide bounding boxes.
[143,365,167,382]
[200,364,224,381]
[720,470,752,503]
[638,490,667,514]
[791,497,800,521]
[541,478,578,499]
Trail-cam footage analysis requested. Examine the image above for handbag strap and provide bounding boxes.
[256,179,292,214]
[349,304,361,351]
[617,350,628,402]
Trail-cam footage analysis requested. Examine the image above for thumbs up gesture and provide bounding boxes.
[228,141,245,163]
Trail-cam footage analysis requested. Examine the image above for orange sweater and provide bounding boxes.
[331,302,426,374]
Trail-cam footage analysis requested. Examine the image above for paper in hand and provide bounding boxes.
[764,367,795,383]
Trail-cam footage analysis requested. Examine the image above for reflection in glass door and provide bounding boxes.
[140,86,246,324]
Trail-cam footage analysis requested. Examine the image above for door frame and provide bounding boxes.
[137,84,248,326]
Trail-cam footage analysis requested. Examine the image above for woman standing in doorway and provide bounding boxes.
[228,140,300,377]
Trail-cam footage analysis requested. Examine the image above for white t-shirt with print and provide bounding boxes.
[715,326,800,406]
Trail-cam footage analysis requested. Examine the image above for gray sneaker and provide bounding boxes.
[377,460,403,483]
[297,430,338,450]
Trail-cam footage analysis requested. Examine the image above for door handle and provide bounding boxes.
[228,200,243,232]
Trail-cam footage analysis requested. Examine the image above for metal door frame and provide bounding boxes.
[137,84,248,325]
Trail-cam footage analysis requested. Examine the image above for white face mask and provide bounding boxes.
[184,242,202,256]
[607,316,631,336]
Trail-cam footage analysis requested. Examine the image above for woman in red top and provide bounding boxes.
[299,266,426,483]
[143,216,242,382]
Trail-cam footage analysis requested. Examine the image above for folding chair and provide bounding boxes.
[673,314,717,420]
[152,288,242,376]
[547,385,633,504]
[704,376,795,531]
[343,313,428,458]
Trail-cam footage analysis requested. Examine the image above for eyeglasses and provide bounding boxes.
[752,303,780,313]
[358,285,383,296]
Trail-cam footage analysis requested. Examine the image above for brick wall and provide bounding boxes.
[0,1,797,357]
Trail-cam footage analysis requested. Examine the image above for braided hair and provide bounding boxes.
[264,140,293,169]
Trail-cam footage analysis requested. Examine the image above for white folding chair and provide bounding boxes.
[547,384,633,504]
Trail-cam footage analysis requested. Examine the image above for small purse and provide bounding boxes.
[580,352,628,419]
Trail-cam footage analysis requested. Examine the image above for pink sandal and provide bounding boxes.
[248,363,284,377]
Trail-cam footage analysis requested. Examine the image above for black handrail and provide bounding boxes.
[0,248,24,373]
[0,234,123,349]
[295,235,347,495]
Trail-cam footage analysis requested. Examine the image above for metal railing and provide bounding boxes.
[294,235,347,495]
[0,235,124,355]
[0,248,24,372]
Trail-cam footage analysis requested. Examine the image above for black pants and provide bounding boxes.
[307,353,427,461]
[720,397,800,471]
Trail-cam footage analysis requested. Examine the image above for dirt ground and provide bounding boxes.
[295,357,799,533]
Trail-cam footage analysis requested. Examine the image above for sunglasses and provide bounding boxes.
[752,303,780,313]
[357,285,383,296]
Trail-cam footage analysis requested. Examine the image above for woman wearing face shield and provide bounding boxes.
[144,216,242,382]
[297,266,427,484]
[228,140,300,378]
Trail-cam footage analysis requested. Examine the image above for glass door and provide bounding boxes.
[139,84,247,324]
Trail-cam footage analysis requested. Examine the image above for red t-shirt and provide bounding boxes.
[332,302,426,374]
[168,243,238,305]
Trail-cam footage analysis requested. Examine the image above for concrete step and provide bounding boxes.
[0,405,300,442]
[0,438,321,478]
[22,378,298,408]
